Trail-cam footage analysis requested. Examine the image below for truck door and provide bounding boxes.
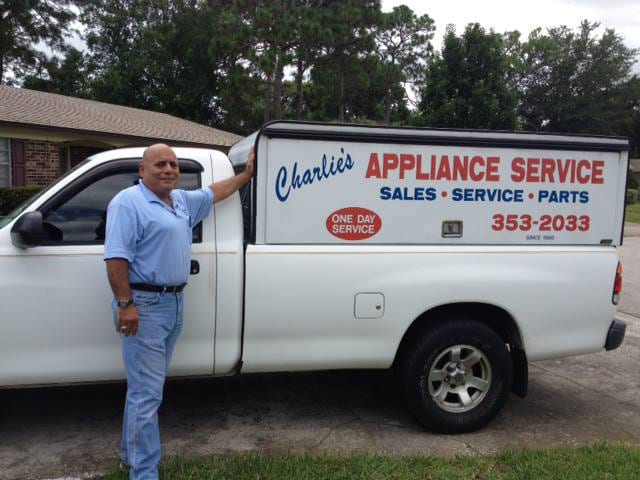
[0,156,216,386]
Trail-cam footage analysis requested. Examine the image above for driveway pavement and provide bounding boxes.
[1,227,639,480]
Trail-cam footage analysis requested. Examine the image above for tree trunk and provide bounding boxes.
[264,73,273,123]
[338,71,345,122]
[294,54,304,120]
[273,50,284,120]
[384,85,391,125]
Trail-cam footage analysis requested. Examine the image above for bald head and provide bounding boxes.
[143,143,175,165]
[139,143,180,201]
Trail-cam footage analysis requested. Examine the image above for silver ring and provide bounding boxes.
[121,326,128,331]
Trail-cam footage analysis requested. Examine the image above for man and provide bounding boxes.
[104,143,254,480]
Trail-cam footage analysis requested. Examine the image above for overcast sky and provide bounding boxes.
[382,0,640,72]
[47,1,640,77]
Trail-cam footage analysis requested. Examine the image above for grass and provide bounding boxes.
[626,203,640,223]
[104,444,640,479]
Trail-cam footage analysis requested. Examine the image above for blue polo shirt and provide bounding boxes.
[104,180,214,285]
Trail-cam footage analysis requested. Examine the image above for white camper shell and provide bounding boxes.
[229,122,629,246]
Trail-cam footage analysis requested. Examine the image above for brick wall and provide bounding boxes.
[70,146,105,168]
[24,140,60,187]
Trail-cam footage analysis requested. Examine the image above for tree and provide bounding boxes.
[81,0,160,108]
[22,47,91,96]
[418,23,518,129]
[80,0,226,126]
[514,21,639,136]
[289,2,324,119]
[215,0,302,123]
[625,76,640,156]
[0,0,76,84]
[244,0,297,122]
[215,63,268,135]
[305,52,409,124]
[223,0,382,124]
[315,0,380,122]
[21,1,429,131]
[374,4,434,124]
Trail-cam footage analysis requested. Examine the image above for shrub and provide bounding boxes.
[0,187,42,215]
[626,188,638,205]
[627,169,639,190]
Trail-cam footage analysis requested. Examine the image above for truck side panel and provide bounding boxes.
[242,244,618,373]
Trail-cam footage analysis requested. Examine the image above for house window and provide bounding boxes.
[0,138,10,187]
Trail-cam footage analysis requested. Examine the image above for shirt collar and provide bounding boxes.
[138,180,180,210]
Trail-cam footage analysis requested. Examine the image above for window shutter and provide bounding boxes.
[11,140,25,186]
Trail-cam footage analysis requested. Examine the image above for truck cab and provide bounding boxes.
[0,148,243,386]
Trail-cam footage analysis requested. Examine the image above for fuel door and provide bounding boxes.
[354,293,385,319]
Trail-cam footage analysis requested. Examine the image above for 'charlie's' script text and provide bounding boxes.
[275,148,354,202]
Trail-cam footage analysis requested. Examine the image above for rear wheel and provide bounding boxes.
[400,318,513,433]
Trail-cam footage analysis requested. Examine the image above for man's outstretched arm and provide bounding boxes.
[209,147,255,203]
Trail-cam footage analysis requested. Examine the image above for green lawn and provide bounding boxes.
[105,445,640,479]
[626,203,640,223]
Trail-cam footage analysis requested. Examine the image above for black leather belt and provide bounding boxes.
[130,283,187,293]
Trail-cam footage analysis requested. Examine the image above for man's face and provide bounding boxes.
[139,146,180,198]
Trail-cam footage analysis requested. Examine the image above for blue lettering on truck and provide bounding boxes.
[276,148,354,202]
[451,188,524,202]
[380,187,437,201]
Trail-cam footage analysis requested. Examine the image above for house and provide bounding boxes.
[0,85,242,188]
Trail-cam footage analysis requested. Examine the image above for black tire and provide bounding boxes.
[399,318,513,434]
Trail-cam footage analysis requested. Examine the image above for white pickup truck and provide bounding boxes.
[0,121,628,433]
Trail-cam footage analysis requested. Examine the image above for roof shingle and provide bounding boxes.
[0,85,242,147]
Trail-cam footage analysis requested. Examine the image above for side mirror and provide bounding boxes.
[11,211,44,248]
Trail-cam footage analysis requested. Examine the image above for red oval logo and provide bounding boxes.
[326,207,382,240]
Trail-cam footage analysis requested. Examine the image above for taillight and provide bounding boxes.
[612,261,623,305]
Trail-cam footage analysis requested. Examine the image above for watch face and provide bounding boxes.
[118,299,131,308]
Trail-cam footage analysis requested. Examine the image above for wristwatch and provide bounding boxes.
[117,298,134,309]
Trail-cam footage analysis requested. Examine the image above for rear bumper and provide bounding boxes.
[605,319,626,351]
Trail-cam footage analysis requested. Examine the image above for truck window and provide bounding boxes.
[40,170,203,245]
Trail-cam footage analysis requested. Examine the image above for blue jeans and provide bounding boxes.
[113,290,184,480]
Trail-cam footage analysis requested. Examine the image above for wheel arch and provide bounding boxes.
[393,302,528,397]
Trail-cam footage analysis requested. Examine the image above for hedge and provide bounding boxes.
[0,187,42,216]
[628,169,639,190]
[626,188,638,205]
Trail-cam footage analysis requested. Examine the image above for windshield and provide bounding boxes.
[0,157,93,230]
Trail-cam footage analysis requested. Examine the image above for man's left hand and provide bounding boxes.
[209,146,255,203]
[245,147,255,178]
